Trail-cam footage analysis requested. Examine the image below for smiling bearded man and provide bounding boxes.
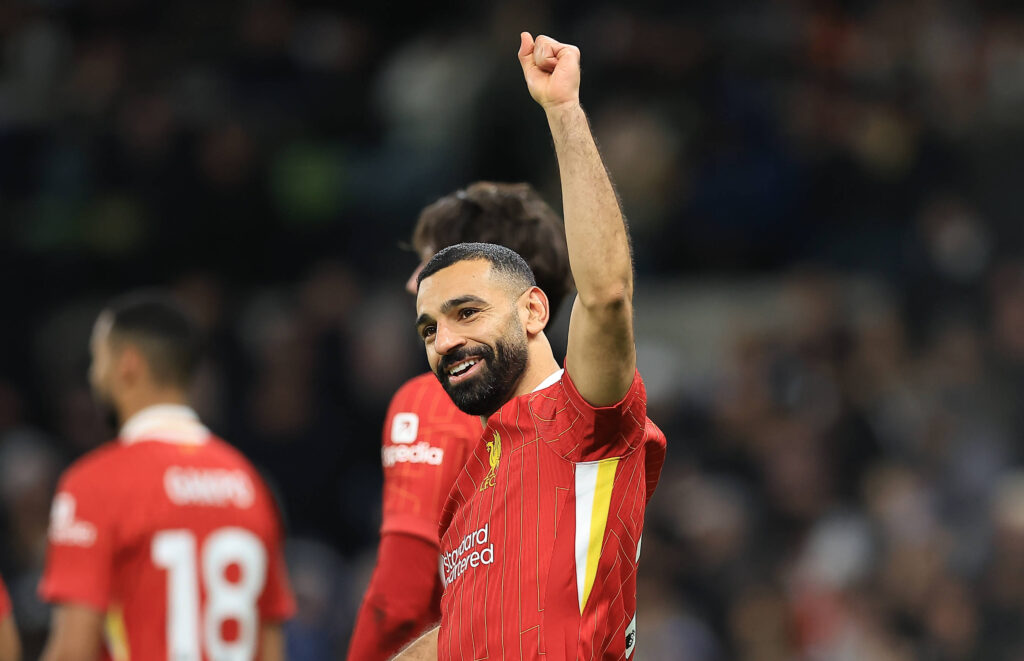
[425,244,533,416]
[394,31,667,661]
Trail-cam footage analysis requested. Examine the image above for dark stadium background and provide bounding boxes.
[3,0,1024,658]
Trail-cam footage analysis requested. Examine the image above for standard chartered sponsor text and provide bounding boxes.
[441,523,494,586]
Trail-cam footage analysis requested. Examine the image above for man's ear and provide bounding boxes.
[521,286,550,336]
[115,345,145,387]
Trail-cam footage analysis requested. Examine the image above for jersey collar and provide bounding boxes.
[480,369,566,427]
[533,369,564,393]
[119,404,210,446]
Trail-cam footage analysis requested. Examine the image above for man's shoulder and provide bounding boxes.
[514,369,659,462]
[519,370,572,415]
[166,436,273,492]
[59,440,129,489]
[527,367,646,411]
[391,372,447,407]
[644,417,667,448]
[389,372,475,424]
[384,373,481,453]
[63,436,262,486]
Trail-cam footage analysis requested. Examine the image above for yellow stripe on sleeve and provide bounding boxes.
[580,457,619,611]
[105,605,130,661]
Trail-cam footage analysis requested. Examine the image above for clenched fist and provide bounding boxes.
[518,32,581,112]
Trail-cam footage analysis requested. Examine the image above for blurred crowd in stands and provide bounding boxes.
[3,0,1024,658]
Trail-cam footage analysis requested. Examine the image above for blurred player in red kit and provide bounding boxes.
[394,32,666,660]
[0,575,20,661]
[346,185,573,660]
[39,293,295,661]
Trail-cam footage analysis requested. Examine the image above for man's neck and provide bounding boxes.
[117,389,190,427]
[511,333,561,399]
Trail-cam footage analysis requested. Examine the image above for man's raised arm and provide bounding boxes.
[518,32,635,407]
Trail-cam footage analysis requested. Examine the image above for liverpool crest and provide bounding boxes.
[480,430,501,491]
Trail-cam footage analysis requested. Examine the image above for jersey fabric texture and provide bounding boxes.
[437,369,667,661]
[346,533,444,661]
[348,373,482,661]
[39,405,295,661]
[380,373,482,544]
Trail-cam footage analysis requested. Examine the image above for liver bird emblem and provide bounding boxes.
[480,430,501,491]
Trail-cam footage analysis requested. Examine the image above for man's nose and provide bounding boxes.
[434,323,466,355]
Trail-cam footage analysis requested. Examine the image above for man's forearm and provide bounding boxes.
[40,605,103,661]
[546,102,632,308]
[0,615,20,661]
[520,32,636,405]
[260,623,285,661]
[391,626,438,661]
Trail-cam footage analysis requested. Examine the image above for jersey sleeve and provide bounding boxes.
[38,465,116,611]
[537,368,650,463]
[0,576,11,619]
[255,482,297,622]
[380,378,479,545]
[643,420,668,504]
[346,533,443,661]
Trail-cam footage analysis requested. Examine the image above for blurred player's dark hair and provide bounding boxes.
[105,292,202,389]
[411,182,574,319]
[418,242,538,295]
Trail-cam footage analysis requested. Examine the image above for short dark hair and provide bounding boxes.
[104,292,202,388]
[411,182,573,316]
[417,243,537,296]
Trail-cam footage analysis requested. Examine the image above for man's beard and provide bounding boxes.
[436,328,528,417]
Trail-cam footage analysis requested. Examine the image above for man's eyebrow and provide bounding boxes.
[415,295,489,330]
[440,295,488,314]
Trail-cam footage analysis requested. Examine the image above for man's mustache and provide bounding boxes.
[437,346,494,378]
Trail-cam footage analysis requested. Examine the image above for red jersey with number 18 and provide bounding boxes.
[39,405,295,661]
[437,368,667,661]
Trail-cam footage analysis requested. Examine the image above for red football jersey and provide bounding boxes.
[380,373,482,545]
[39,405,295,661]
[347,374,482,661]
[437,369,666,661]
[0,575,10,619]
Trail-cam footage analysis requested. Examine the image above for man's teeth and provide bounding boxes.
[449,359,479,376]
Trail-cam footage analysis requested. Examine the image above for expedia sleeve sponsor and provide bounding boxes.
[381,442,444,467]
[440,523,494,587]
